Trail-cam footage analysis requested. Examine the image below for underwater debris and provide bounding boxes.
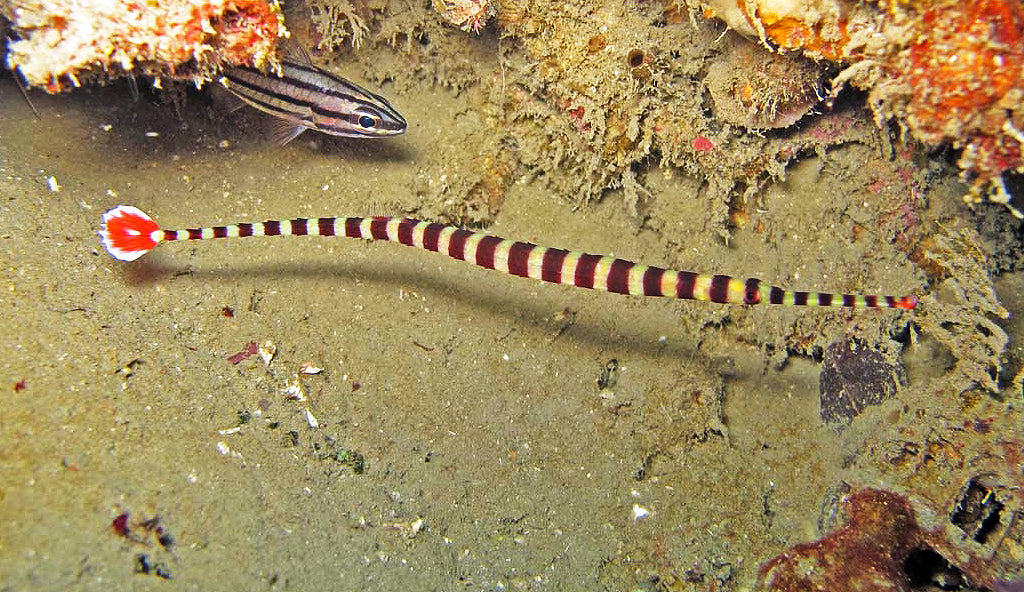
[760,489,925,591]
[763,475,1024,591]
[227,341,259,365]
[705,38,827,130]
[320,439,366,474]
[4,0,286,92]
[111,510,176,579]
[819,339,905,425]
[432,0,496,33]
[259,340,277,365]
[692,0,1024,215]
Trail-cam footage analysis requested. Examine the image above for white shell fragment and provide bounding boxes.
[259,341,276,365]
[391,517,425,538]
[216,441,242,459]
[304,408,319,429]
[284,377,306,401]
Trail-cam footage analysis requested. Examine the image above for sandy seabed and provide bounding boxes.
[0,55,1020,591]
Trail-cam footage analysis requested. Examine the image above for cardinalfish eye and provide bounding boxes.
[350,103,406,136]
[357,113,378,129]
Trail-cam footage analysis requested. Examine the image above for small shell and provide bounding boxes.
[284,378,306,401]
[259,341,277,365]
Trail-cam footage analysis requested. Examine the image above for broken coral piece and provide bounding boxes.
[696,0,1024,216]
[760,488,925,591]
[760,483,1024,591]
[4,0,288,93]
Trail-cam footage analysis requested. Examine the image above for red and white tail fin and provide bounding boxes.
[99,205,161,261]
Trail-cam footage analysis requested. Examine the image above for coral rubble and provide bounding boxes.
[705,38,827,130]
[760,448,1024,590]
[432,0,495,33]
[4,0,287,93]
[690,0,1024,215]
[760,489,925,592]
[761,482,1024,590]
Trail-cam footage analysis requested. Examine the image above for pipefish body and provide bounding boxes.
[99,205,918,311]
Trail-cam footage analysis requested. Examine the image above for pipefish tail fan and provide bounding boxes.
[219,57,407,144]
[99,205,918,310]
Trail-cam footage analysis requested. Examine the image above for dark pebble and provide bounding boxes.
[819,339,905,424]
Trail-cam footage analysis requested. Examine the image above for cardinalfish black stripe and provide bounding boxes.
[220,59,407,143]
[99,206,918,310]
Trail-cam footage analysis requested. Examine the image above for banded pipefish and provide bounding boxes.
[220,59,407,144]
[99,206,918,310]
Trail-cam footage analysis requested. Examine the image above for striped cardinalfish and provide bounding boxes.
[219,59,407,144]
[99,205,918,310]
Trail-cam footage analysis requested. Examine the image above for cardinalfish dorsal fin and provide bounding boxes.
[278,37,315,66]
[98,205,918,311]
[219,57,407,144]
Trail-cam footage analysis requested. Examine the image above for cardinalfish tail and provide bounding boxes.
[220,59,407,144]
[98,205,918,310]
